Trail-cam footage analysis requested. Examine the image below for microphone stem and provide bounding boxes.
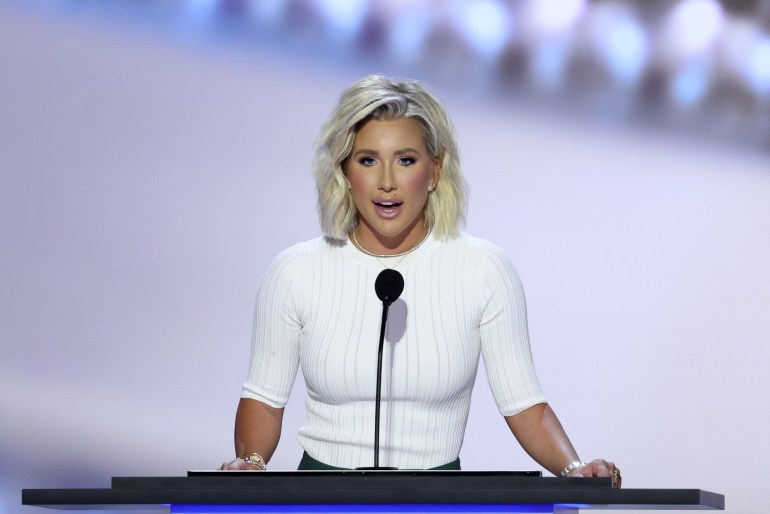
[374,300,391,469]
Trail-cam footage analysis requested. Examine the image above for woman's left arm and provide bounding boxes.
[505,402,620,486]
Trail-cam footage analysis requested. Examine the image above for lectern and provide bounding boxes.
[22,471,724,513]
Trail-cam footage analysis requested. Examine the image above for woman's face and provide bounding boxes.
[345,117,439,254]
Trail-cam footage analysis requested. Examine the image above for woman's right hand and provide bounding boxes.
[218,458,262,471]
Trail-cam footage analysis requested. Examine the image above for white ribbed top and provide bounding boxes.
[242,233,545,469]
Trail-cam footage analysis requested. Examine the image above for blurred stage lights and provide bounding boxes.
[746,37,770,96]
[387,6,432,64]
[32,0,770,146]
[522,0,587,36]
[451,0,512,58]
[248,1,287,26]
[316,0,369,44]
[586,4,649,87]
[670,63,712,108]
[663,0,725,60]
[182,0,219,26]
[530,39,571,90]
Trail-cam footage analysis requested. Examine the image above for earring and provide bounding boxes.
[427,184,435,192]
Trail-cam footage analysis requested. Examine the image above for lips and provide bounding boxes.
[373,199,403,219]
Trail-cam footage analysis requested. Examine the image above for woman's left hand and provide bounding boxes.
[569,459,622,488]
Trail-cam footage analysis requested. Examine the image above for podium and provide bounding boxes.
[22,471,724,513]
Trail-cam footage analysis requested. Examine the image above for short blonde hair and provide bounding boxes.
[314,75,468,242]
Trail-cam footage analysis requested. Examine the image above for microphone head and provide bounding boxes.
[375,269,404,303]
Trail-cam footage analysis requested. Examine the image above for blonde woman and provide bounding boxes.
[220,75,620,487]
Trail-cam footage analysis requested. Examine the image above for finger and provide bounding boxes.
[569,468,585,477]
[591,459,611,477]
[579,460,607,477]
[234,459,262,471]
[219,459,246,471]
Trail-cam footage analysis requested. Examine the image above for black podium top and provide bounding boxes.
[22,471,724,511]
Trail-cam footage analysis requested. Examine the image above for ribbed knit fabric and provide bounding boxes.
[242,233,546,470]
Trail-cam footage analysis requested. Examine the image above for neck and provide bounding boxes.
[353,222,429,257]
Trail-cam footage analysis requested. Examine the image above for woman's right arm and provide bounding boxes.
[220,247,303,470]
[219,398,284,470]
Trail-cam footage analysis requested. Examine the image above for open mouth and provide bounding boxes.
[373,200,403,218]
[375,201,402,208]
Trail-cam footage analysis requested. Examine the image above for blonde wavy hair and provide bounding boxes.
[314,75,468,242]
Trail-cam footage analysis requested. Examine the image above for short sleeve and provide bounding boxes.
[477,245,546,416]
[241,248,303,408]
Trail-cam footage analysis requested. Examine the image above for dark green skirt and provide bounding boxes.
[298,451,461,471]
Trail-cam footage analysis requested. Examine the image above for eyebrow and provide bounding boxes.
[351,148,423,157]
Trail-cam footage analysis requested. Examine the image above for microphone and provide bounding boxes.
[375,269,404,305]
[359,269,404,470]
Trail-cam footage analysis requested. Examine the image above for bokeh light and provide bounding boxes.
[587,3,649,87]
[5,0,770,147]
[450,0,512,58]
[662,0,725,61]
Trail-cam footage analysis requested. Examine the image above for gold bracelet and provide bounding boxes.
[240,452,266,470]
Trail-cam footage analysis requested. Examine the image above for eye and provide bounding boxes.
[358,156,376,166]
[397,156,416,166]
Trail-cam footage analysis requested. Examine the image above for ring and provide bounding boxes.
[609,468,621,488]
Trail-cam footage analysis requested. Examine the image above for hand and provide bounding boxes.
[569,459,622,489]
[218,458,262,471]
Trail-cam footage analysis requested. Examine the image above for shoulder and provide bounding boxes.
[439,233,523,287]
[271,236,338,263]
[440,233,514,265]
[261,236,337,281]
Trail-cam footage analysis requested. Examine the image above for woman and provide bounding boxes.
[220,75,621,486]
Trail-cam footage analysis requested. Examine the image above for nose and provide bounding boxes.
[379,162,397,192]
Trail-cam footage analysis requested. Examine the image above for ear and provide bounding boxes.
[431,156,442,188]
